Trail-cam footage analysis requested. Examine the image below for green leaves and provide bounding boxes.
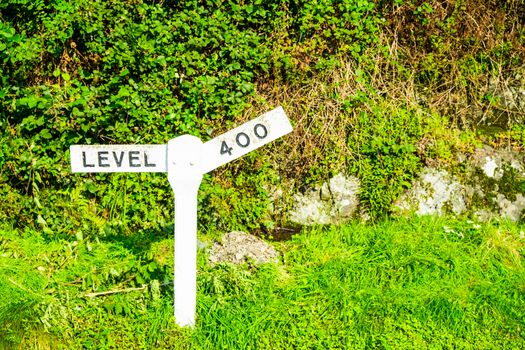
[347,99,423,220]
[0,0,390,233]
[292,0,381,58]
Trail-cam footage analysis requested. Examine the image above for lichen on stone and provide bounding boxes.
[396,145,525,222]
[288,173,360,225]
[396,168,467,216]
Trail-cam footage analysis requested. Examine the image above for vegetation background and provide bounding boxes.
[0,0,524,348]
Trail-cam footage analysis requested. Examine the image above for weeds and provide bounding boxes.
[1,217,524,349]
[2,0,524,231]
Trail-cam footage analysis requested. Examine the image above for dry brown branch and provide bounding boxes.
[82,285,147,298]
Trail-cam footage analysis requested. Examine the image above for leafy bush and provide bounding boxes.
[1,0,523,238]
[348,103,423,219]
[0,0,387,235]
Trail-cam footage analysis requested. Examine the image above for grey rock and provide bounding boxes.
[288,173,360,225]
[396,145,525,221]
[396,168,467,216]
[496,194,525,222]
[472,145,525,179]
[208,231,279,265]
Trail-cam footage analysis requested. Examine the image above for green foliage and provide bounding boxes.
[1,0,525,347]
[195,217,525,349]
[0,0,523,234]
[200,157,281,231]
[291,0,380,57]
[0,225,179,348]
[346,98,423,219]
[0,229,65,347]
[0,0,386,235]
[379,0,525,127]
[508,124,525,148]
[4,217,524,349]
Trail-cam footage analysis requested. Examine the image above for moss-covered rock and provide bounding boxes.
[395,145,525,222]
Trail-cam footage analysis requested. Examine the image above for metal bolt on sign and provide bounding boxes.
[70,106,293,327]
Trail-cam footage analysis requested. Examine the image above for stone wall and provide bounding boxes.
[284,145,525,225]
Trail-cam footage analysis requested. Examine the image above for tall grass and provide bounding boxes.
[1,216,524,349]
[194,217,525,349]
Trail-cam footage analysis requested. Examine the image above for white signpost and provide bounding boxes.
[70,106,293,327]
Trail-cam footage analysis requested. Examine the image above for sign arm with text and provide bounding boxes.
[70,144,167,173]
[201,106,292,173]
[69,106,293,328]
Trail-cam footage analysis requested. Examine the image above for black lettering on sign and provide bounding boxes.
[98,151,110,167]
[144,153,156,167]
[129,151,140,167]
[254,123,268,139]
[82,151,95,167]
[220,123,270,156]
[220,141,233,155]
[236,132,250,148]
[113,151,124,167]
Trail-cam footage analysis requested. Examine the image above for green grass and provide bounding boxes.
[1,216,524,349]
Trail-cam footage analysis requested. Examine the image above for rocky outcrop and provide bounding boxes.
[283,146,524,225]
[395,168,467,216]
[397,145,525,221]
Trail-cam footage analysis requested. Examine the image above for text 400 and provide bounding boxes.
[220,123,268,155]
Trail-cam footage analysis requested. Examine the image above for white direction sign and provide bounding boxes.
[70,106,292,174]
[69,106,292,328]
[201,106,292,173]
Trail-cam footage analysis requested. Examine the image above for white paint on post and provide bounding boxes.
[167,135,203,328]
[69,106,293,329]
[201,106,293,173]
[70,144,167,173]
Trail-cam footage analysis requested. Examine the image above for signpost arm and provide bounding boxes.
[167,135,204,328]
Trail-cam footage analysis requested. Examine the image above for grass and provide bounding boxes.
[1,216,524,349]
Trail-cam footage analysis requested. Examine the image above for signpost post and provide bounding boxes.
[70,106,293,327]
